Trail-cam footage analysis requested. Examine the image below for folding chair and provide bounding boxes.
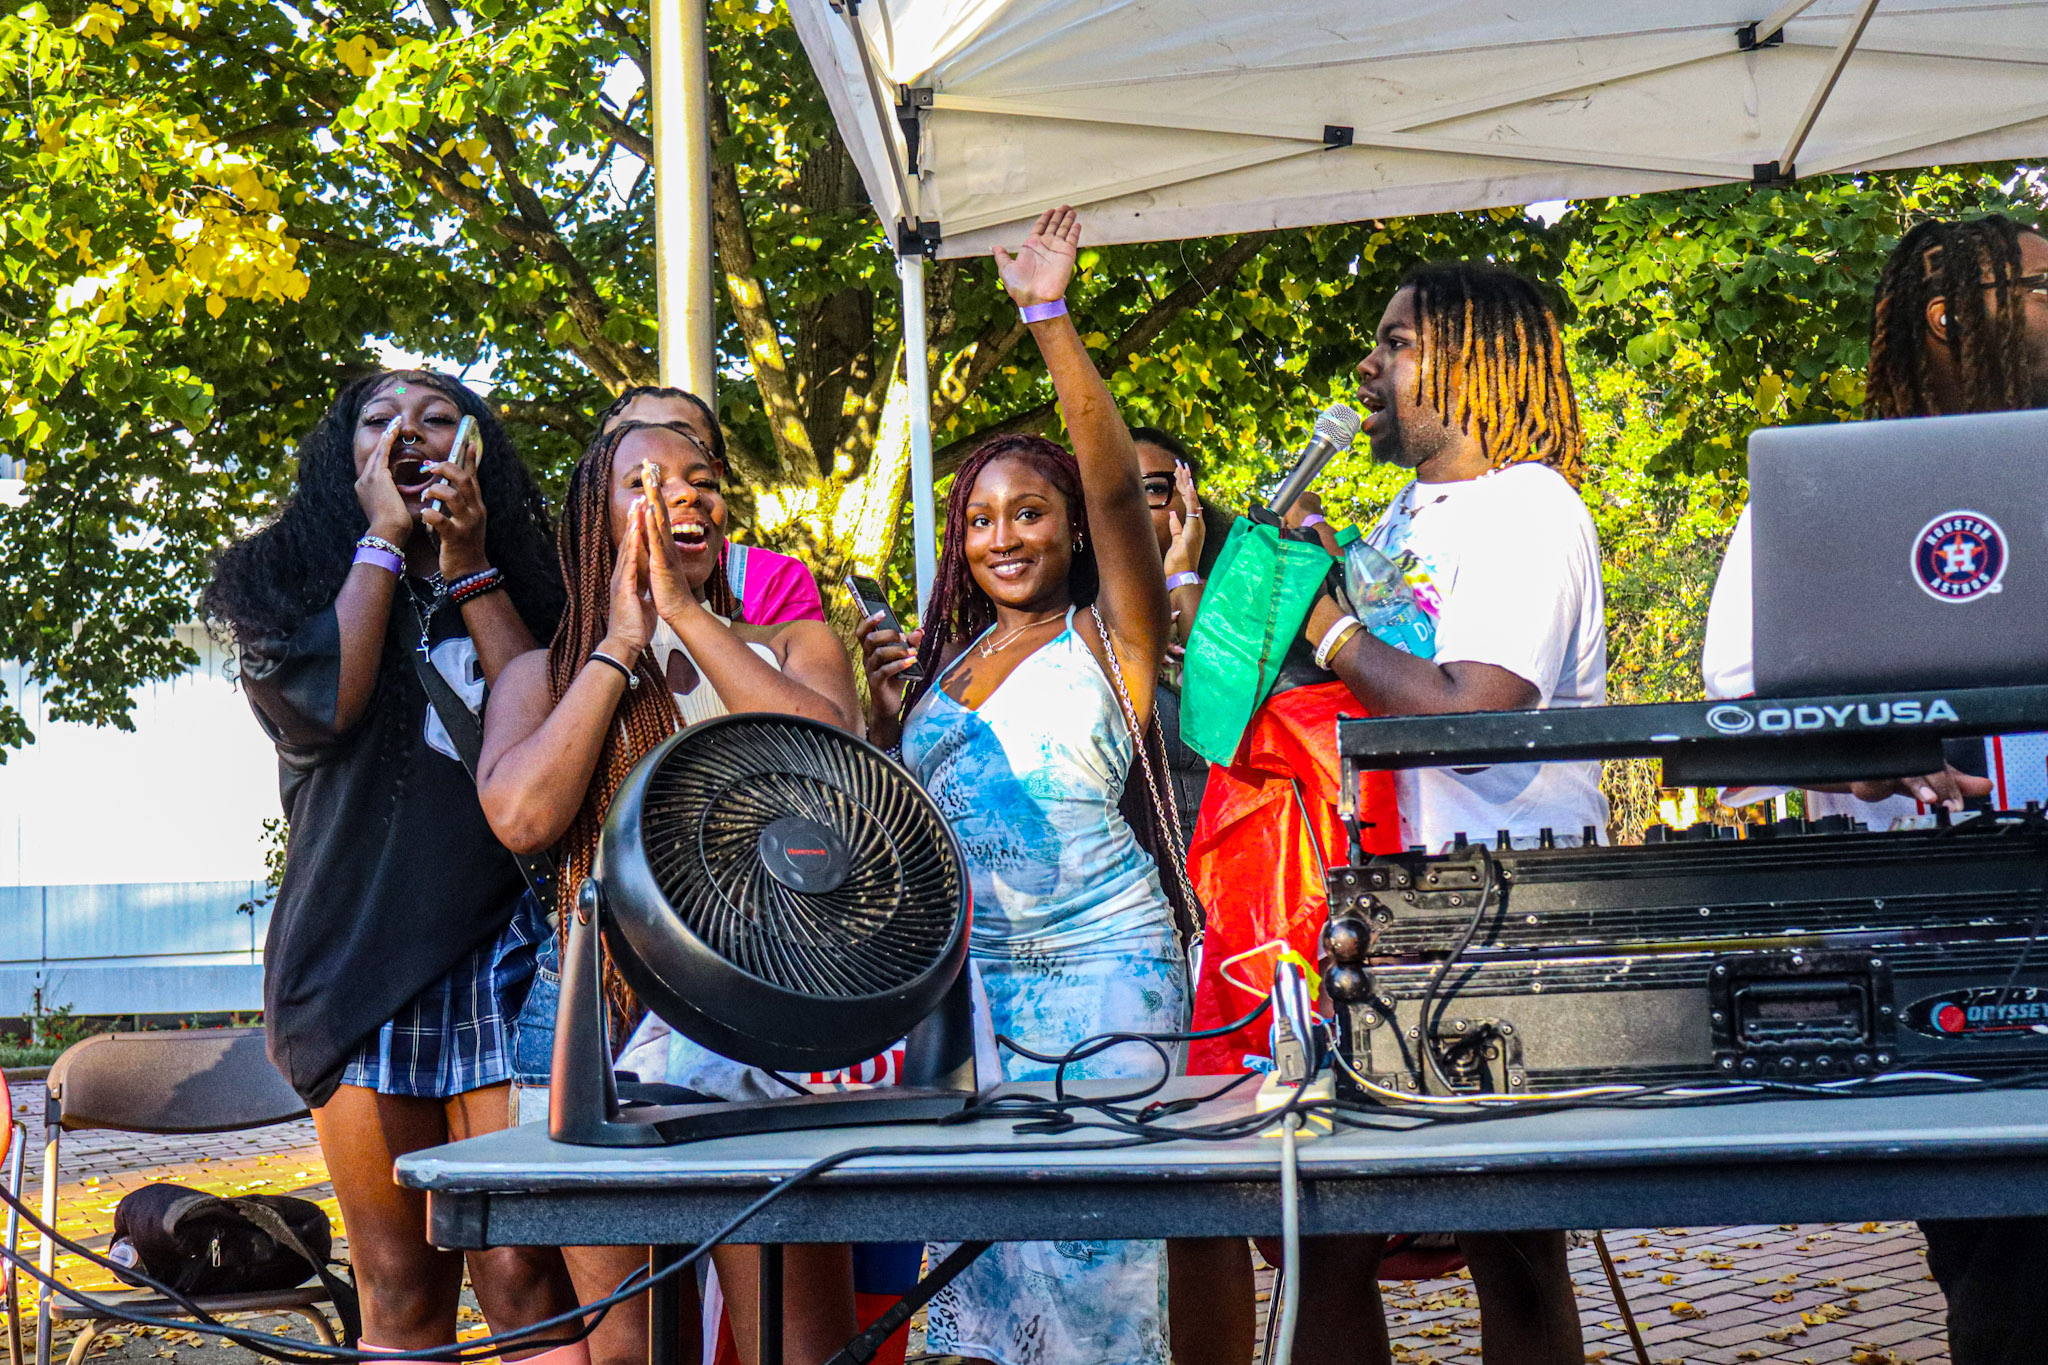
[34,1029,341,1365]
[5,1068,25,1365]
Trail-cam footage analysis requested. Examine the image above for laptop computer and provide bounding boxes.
[1750,408,2048,697]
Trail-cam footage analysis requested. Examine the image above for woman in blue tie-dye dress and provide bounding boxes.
[857,206,1188,1365]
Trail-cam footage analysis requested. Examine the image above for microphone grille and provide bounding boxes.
[1314,403,1363,449]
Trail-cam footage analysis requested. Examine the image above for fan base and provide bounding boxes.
[629,1087,976,1144]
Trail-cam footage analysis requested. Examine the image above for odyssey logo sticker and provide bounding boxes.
[1912,511,2007,602]
[1705,705,1756,735]
[1902,986,2048,1039]
[1698,697,1961,735]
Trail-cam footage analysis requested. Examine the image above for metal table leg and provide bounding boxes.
[649,1246,682,1365]
[759,1246,783,1365]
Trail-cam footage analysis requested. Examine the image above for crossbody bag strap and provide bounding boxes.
[1088,606,1204,940]
[227,1199,362,1347]
[405,596,559,904]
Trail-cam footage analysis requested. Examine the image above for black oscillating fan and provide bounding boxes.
[550,714,978,1146]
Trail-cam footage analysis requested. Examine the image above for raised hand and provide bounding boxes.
[1163,461,1206,577]
[993,205,1080,307]
[354,423,413,545]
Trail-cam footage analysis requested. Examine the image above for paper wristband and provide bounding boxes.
[353,545,404,576]
[1166,571,1203,592]
[1019,299,1068,323]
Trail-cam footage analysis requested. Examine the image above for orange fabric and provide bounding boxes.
[1187,681,1402,1077]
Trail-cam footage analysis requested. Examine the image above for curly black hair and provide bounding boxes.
[204,370,565,645]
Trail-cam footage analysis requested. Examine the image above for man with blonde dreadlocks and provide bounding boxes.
[1702,213,2048,1365]
[1280,263,1605,1365]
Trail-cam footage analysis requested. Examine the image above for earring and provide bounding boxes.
[1940,313,1950,327]
[1072,537,1084,553]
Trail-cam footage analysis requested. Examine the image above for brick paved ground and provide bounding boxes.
[5,1078,1953,1364]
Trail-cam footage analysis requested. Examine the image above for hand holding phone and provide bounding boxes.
[429,415,479,517]
[847,574,924,685]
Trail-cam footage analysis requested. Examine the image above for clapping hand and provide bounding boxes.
[994,205,1080,308]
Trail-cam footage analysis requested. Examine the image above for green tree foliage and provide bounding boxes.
[2,0,2042,765]
[1567,168,2041,475]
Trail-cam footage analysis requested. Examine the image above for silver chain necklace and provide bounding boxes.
[979,612,1064,658]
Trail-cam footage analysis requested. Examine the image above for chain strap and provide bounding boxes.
[1089,606,1201,935]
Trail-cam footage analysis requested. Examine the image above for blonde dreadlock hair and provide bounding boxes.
[547,418,742,1041]
[1404,263,1585,484]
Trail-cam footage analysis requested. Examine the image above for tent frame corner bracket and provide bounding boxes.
[1323,125,1354,149]
[1736,21,1786,51]
[897,218,942,258]
[898,86,934,173]
[1752,159,1795,186]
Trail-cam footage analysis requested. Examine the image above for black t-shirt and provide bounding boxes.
[240,592,525,1104]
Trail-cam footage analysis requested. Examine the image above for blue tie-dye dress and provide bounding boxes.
[901,607,1188,1365]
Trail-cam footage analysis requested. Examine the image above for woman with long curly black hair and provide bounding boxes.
[204,370,579,1360]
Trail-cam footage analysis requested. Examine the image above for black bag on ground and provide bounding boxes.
[110,1183,361,1341]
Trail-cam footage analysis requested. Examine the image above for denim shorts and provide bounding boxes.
[510,930,560,1087]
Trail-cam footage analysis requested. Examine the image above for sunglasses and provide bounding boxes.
[1142,476,1177,508]
[2010,271,2048,298]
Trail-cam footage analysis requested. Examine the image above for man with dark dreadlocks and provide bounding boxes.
[1703,213,2048,1365]
[1276,263,1605,1365]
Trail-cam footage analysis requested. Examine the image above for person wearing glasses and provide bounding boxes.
[1701,214,2048,1365]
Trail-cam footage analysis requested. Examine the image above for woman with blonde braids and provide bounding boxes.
[476,409,860,1365]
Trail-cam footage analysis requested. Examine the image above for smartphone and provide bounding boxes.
[429,416,480,516]
[845,574,923,683]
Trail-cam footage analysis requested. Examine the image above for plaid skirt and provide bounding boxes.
[338,892,545,1098]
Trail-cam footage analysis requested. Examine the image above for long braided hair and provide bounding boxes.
[547,418,741,1039]
[899,434,1198,934]
[1403,263,1585,484]
[1867,215,2037,420]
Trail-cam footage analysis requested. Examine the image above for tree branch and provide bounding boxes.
[707,89,818,481]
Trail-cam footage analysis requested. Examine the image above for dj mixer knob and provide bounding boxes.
[1326,964,1373,1004]
[1322,915,1370,966]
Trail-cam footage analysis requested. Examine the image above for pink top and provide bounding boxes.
[727,543,825,624]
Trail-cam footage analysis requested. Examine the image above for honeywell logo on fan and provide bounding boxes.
[1704,698,1963,736]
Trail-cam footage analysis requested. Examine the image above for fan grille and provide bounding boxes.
[639,719,962,997]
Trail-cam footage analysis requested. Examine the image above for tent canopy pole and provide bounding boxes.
[901,253,937,609]
[652,0,715,398]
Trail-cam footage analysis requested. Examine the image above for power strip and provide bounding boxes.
[1255,1070,1334,1138]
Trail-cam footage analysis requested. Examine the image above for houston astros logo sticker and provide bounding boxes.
[1911,510,2007,602]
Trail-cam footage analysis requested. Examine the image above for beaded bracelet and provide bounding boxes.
[447,567,503,606]
[358,533,405,558]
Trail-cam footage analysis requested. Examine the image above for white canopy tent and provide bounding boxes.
[778,0,2048,600]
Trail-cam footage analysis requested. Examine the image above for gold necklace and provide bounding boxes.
[979,612,1064,658]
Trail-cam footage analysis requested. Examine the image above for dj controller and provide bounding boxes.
[1323,686,2048,1099]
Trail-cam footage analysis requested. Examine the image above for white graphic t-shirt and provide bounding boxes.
[1364,462,1610,851]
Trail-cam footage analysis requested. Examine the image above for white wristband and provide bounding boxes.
[1314,614,1362,671]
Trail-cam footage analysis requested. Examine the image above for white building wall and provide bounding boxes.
[0,624,280,1015]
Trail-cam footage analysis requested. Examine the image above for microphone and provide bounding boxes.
[1265,404,1363,518]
